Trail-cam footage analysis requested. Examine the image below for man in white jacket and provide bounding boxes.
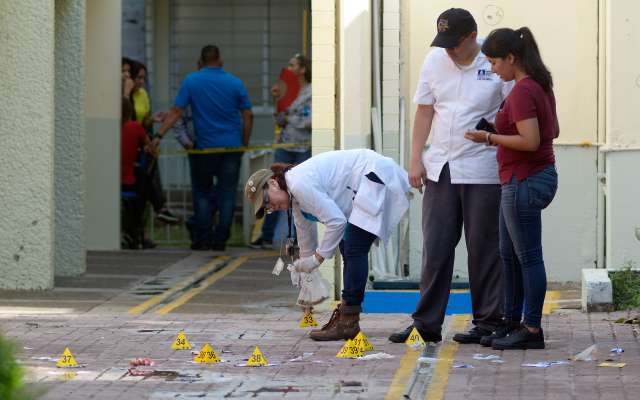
[389,8,511,345]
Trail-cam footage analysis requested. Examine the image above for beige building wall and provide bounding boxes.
[55,0,87,276]
[85,0,122,250]
[401,0,600,281]
[604,0,640,269]
[0,1,56,289]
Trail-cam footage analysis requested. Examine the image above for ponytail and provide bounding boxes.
[270,162,294,191]
[482,27,553,92]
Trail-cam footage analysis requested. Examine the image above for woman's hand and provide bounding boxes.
[465,130,490,143]
[152,111,167,123]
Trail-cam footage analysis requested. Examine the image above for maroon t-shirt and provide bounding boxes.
[495,77,558,184]
[121,121,147,185]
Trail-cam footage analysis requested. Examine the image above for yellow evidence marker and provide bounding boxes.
[193,343,221,364]
[299,311,318,327]
[171,331,193,350]
[246,346,269,366]
[56,347,78,368]
[405,327,426,347]
[336,339,364,358]
[353,331,374,352]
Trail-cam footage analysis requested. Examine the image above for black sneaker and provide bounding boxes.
[190,242,210,251]
[388,324,442,343]
[480,322,521,347]
[156,208,179,224]
[211,242,226,252]
[248,238,274,250]
[492,327,545,350]
[141,238,157,249]
[453,326,492,344]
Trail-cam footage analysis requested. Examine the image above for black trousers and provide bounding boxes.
[412,163,503,334]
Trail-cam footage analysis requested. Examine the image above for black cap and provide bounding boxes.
[430,8,477,48]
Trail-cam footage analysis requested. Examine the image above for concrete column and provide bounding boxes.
[85,0,121,250]
[0,1,56,289]
[55,0,87,276]
[339,0,371,149]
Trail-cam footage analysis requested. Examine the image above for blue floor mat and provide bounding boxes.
[362,291,471,314]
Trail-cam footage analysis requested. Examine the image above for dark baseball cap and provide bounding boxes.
[430,8,477,48]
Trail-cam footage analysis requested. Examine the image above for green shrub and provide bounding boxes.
[0,333,35,400]
[610,262,640,310]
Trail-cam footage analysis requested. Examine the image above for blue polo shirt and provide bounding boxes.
[174,67,252,149]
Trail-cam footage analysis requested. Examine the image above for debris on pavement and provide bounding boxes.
[521,361,569,368]
[358,352,394,361]
[598,362,626,368]
[453,363,474,369]
[473,354,502,361]
[288,352,314,362]
[610,347,624,353]
[130,357,155,366]
[573,344,599,361]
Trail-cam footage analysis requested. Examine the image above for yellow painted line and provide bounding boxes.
[425,315,470,400]
[384,348,422,400]
[155,256,250,315]
[128,256,229,315]
[543,290,561,315]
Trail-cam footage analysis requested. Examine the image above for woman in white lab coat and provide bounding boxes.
[245,149,411,341]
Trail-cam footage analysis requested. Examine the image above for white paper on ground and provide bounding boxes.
[521,361,569,368]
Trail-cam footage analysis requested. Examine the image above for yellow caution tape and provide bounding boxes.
[162,142,311,156]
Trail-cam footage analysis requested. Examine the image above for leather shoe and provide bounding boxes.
[453,326,492,344]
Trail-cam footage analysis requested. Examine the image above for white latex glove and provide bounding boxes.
[293,255,321,273]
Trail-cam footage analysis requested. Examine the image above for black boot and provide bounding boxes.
[480,321,521,347]
[492,326,545,350]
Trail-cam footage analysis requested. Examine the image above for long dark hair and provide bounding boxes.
[482,27,553,92]
[270,163,294,190]
[293,54,311,83]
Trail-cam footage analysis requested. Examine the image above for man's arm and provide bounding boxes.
[409,104,435,193]
[151,106,184,149]
[242,109,253,146]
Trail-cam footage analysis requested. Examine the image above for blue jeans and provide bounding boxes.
[339,223,377,306]
[260,149,311,241]
[499,164,558,328]
[188,152,242,246]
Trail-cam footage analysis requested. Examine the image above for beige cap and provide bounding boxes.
[244,169,274,219]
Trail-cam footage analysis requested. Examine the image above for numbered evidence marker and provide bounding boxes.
[336,339,364,358]
[56,347,78,368]
[171,331,193,350]
[405,327,426,347]
[193,343,221,364]
[353,331,374,352]
[299,311,318,327]
[246,346,269,367]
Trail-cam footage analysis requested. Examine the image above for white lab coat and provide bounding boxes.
[285,149,411,260]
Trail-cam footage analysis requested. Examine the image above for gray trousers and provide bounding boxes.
[412,163,503,334]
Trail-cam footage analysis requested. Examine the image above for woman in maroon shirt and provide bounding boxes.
[465,27,558,350]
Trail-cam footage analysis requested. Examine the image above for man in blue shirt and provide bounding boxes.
[156,45,253,250]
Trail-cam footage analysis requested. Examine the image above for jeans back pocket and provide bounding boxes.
[526,165,558,209]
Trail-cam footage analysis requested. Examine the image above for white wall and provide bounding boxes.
[85,0,121,250]
[401,0,600,281]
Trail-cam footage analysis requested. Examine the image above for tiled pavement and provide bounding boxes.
[0,250,638,399]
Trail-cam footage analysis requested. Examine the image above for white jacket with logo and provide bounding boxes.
[284,149,411,259]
